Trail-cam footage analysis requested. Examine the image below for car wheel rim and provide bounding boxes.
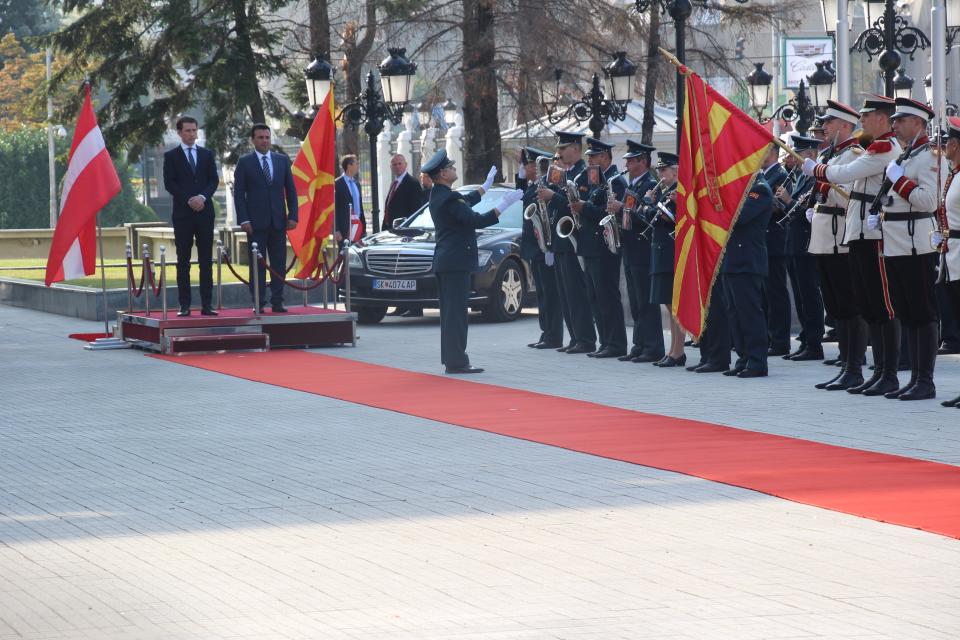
[501,268,522,315]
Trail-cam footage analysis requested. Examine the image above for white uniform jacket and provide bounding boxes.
[808,137,859,255]
[944,166,960,281]
[880,137,947,257]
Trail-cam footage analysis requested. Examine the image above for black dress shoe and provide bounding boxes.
[738,369,768,378]
[722,366,745,377]
[938,343,960,355]
[271,304,288,313]
[618,350,642,362]
[899,382,935,401]
[695,363,729,373]
[566,343,595,354]
[177,307,191,317]
[652,355,670,367]
[556,343,573,353]
[789,347,825,361]
[784,344,806,360]
[200,307,218,316]
[658,354,687,368]
[527,341,541,348]
[445,365,485,374]
[631,353,663,363]
[940,395,960,407]
[686,362,705,371]
[534,342,562,349]
[767,346,790,357]
[586,347,607,357]
[823,357,841,366]
[594,348,627,359]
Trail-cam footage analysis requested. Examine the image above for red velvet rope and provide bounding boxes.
[126,254,148,298]
[221,247,346,291]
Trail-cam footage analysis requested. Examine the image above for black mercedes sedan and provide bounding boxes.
[343,184,537,324]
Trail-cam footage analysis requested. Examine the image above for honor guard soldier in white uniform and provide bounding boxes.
[804,94,902,396]
[939,116,960,407]
[805,100,865,391]
[873,97,947,400]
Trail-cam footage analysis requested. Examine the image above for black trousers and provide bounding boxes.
[848,240,894,324]
[764,255,791,350]
[937,281,960,347]
[436,270,471,368]
[723,273,768,373]
[530,256,563,345]
[584,254,627,352]
[247,227,287,306]
[555,251,596,347]
[946,280,960,332]
[816,252,858,320]
[624,261,664,357]
[885,253,939,328]
[790,253,825,346]
[698,283,731,367]
[173,213,214,308]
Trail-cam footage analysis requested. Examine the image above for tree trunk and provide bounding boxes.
[232,0,266,125]
[339,0,377,156]
[461,0,501,183]
[308,0,331,61]
[640,4,661,146]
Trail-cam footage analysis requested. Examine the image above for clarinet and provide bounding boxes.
[869,133,920,216]
[776,140,840,228]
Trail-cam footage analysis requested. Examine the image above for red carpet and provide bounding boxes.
[69,332,112,342]
[156,350,960,539]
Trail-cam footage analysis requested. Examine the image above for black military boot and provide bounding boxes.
[863,319,901,396]
[848,323,883,394]
[885,325,918,399]
[828,317,866,390]
[900,321,937,401]
[816,319,848,389]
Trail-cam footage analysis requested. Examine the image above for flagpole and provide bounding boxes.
[656,47,850,200]
[85,214,130,350]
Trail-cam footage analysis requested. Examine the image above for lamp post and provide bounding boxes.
[537,51,636,140]
[891,67,914,100]
[924,73,959,117]
[745,61,824,135]
[336,48,417,234]
[441,99,459,128]
[846,0,930,97]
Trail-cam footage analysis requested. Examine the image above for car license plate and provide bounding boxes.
[372,279,416,291]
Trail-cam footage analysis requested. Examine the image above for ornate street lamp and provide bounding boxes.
[851,0,930,97]
[337,47,417,234]
[304,55,334,108]
[745,62,773,119]
[744,66,816,135]
[892,67,914,100]
[947,0,960,50]
[442,99,459,127]
[417,100,432,130]
[537,51,637,139]
[807,61,836,110]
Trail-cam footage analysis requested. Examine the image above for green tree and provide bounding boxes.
[0,0,57,42]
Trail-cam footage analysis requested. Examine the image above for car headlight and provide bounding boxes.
[477,249,493,267]
[347,248,362,268]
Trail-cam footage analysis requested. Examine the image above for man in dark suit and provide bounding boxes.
[334,155,366,244]
[761,147,792,355]
[162,116,220,316]
[721,171,775,378]
[383,154,425,230]
[423,149,521,374]
[233,123,298,313]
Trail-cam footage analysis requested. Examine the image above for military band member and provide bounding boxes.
[803,93,902,396]
[721,169,775,377]
[608,139,664,362]
[646,152,686,367]
[776,135,825,361]
[761,145,792,355]
[804,100,865,390]
[570,138,628,358]
[518,147,564,349]
[939,116,960,407]
[873,98,947,400]
[538,131,596,354]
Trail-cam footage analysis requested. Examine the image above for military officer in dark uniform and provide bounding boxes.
[776,135,825,361]
[518,146,563,349]
[569,137,628,358]
[760,145,792,355]
[423,149,523,374]
[537,131,596,354]
[721,170,775,377]
[607,139,664,362]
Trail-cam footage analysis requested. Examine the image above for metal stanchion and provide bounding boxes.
[343,240,352,314]
[143,244,151,317]
[125,243,133,312]
[216,239,223,311]
[251,242,260,316]
[159,246,167,320]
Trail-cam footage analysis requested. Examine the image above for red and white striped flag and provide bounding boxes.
[45,84,121,286]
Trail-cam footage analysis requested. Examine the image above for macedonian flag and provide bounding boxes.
[671,62,773,339]
[288,90,337,279]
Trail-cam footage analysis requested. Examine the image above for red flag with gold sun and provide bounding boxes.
[288,90,337,279]
[672,68,772,339]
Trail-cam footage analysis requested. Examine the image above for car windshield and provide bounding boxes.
[400,188,523,230]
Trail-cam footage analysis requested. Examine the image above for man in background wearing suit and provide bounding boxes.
[383,154,425,230]
[163,116,220,316]
[334,155,366,244]
[233,123,298,313]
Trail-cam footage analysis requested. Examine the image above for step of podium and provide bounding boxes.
[165,332,269,355]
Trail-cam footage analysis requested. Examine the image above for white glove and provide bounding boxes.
[805,208,815,224]
[885,160,904,183]
[517,169,524,180]
[481,165,498,192]
[801,158,817,176]
[932,231,943,247]
[496,189,524,212]
[545,251,555,267]
[866,214,880,230]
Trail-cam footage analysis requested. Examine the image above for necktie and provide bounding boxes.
[187,147,196,173]
[260,154,272,185]
[385,179,399,211]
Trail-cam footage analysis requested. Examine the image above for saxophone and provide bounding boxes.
[523,175,552,254]
[599,171,627,255]
[555,180,582,239]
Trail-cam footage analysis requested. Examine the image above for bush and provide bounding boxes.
[0,127,157,229]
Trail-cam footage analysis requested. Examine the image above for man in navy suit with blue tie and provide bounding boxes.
[163,116,220,316]
[234,124,299,313]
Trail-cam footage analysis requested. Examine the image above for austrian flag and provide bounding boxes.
[45,85,121,286]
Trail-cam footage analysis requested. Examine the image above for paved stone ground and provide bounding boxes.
[0,304,958,640]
